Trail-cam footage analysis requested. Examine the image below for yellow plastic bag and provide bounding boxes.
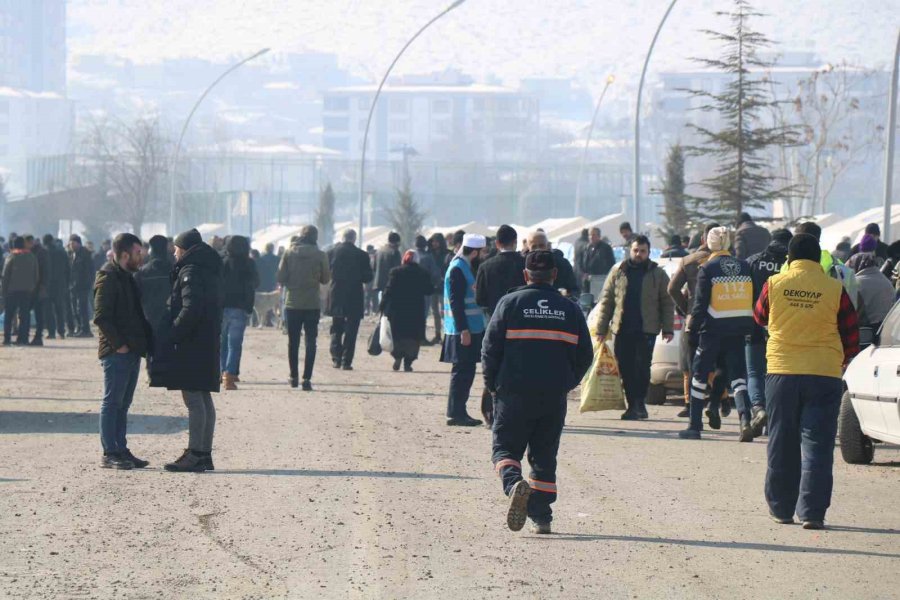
[579,342,626,413]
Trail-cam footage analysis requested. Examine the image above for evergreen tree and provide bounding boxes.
[315,182,335,247]
[660,144,689,237]
[388,176,425,251]
[684,0,797,223]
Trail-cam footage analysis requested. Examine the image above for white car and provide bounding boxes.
[648,258,685,405]
[841,301,900,463]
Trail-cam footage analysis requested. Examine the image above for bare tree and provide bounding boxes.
[767,62,884,220]
[83,115,170,234]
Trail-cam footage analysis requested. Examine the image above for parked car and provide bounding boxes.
[841,300,900,464]
[648,258,684,405]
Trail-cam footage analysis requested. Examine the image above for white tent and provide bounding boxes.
[820,205,900,251]
[251,224,306,252]
[554,213,624,245]
[527,217,590,240]
[196,223,226,239]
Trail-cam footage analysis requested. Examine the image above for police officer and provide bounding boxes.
[483,251,594,534]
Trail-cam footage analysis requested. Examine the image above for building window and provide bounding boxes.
[324,96,349,111]
[432,99,450,114]
[389,119,408,134]
[323,116,349,131]
[389,98,408,114]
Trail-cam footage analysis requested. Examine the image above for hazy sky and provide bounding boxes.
[69,0,899,98]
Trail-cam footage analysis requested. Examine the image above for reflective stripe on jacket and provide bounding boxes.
[443,257,485,335]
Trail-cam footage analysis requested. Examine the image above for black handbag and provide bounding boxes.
[367,320,382,356]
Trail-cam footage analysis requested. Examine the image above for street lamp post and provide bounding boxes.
[883,28,900,242]
[575,74,615,217]
[633,0,679,232]
[168,47,270,235]
[357,0,467,246]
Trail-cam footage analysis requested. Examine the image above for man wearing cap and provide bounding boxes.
[681,227,755,441]
[134,234,174,332]
[68,234,95,337]
[475,225,526,425]
[753,233,859,529]
[441,233,487,426]
[483,250,593,534]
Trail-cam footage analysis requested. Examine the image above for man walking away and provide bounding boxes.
[69,234,95,337]
[475,225,525,425]
[278,225,331,390]
[667,223,719,418]
[680,227,755,441]
[43,234,69,340]
[221,235,258,390]
[734,212,771,260]
[483,250,593,534]
[792,222,859,308]
[595,235,674,420]
[374,232,402,301]
[25,236,49,346]
[441,233,487,427]
[134,235,173,332]
[150,229,224,473]
[327,229,373,370]
[754,234,859,529]
[2,237,38,345]
[661,234,689,258]
[581,227,616,301]
[528,231,579,297]
[414,235,441,344]
[573,228,589,289]
[745,228,792,436]
[257,243,280,292]
[93,233,152,470]
[849,223,889,263]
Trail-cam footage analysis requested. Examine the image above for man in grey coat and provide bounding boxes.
[734,212,771,260]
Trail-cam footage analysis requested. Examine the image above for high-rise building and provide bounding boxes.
[0,0,66,94]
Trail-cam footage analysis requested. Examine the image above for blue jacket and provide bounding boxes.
[689,251,753,341]
[443,257,485,335]
[482,283,593,397]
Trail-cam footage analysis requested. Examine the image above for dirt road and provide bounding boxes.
[1,322,898,599]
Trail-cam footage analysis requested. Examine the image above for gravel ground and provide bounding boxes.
[1,320,898,599]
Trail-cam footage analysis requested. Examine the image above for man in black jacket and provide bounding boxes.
[42,234,69,340]
[849,223,890,261]
[69,234,95,337]
[134,235,173,333]
[483,251,593,535]
[581,227,615,299]
[327,229,373,370]
[527,231,579,297]
[24,235,49,346]
[745,228,792,436]
[93,233,152,470]
[374,232,402,299]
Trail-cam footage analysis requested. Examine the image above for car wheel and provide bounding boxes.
[646,383,667,405]
[839,390,874,465]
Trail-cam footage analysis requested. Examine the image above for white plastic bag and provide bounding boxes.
[379,315,394,353]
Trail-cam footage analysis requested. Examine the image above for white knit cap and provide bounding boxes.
[706,226,730,252]
[456,233,486,257]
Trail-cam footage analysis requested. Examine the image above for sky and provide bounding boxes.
[68,0,900,100]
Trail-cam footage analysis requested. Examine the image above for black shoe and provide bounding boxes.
[739,417,755,442]
[14,339,27,346]
[447,416,483,427]
[29,338,43,346]
[332,360,341,369]
[636,407,649,420]
[392,358,401,371]
[706,408,722,430]
[620,410,639,421]
[121,449,149,469]
[750,407,768,437]
[802,520,825,530]
[770,512,794,525]
[101,452,134,470]
[506,480,532,532]
[404,364,413,372]
[47,334,56,340]
[164,449,206,472]
[678,428,701,440]
[720,401,732,418]
[289,376,299,388]
[677,406,690,418]
[301,380,313,392]
[196,452,215,471]
[342,364,353,371]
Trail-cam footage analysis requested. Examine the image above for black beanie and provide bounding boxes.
[174,228,202,250]
[788,233,821,264]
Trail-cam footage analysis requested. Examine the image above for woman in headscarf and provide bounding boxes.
[379,250,434,372]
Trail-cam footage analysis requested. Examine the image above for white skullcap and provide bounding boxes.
[706,226,730,252]
[456,233,487,257]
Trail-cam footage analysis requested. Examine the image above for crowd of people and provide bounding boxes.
[1,212,894,533]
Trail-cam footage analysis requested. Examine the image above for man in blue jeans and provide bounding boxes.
[93,233,152,470]
[753,234,859,529]
[745,228,792,436]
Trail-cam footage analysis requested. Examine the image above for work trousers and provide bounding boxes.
[765,374,841,522]
[3,291,31,343]
[330,316,361,368]
[447,361,477,419]
[689,333,749,430]
[613,332,656,414]
[285,308,320,381]
[492,392,567,524]
[182,390,216,453]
